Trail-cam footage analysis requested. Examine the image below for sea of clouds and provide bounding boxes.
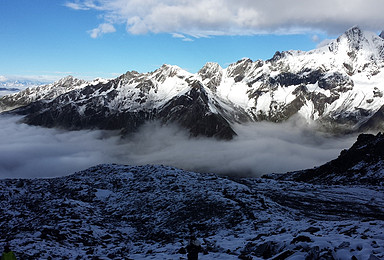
[0,115,357,178]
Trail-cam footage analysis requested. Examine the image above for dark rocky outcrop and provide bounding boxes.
[265,132,384,185]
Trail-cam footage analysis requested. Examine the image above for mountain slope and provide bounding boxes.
[1,164,383,259]
[3,26,384,138]
[264,132,384,185]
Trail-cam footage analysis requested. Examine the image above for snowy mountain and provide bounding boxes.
[0,76,91,112]
[3,26,384,138]
[0,78,49,97]
[7,66,241,139]
[210,26,384,133]
[1,162,383,259]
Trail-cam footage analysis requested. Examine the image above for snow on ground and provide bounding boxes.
[0,164,382,259]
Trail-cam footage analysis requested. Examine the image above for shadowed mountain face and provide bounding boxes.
[2,27,384,138]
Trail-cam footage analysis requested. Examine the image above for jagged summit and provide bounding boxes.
[328,26,384,60]
[53,75,86,88]
[198,62,223,91]
[153,64,186,75]
[56,75,75,83]
[339,26,365,45]
[149,64,192,84]
[226,58,254,81]
[198,62,222,74]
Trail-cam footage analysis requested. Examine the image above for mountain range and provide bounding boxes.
[2,26,384,139]
[0,78,49,97]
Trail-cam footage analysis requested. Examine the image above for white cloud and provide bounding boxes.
[66,0,384,37]
[0,115,356,178]
[0,76,7,82]
[65,0,103,11]
[64,2,90,10]
[0,116,123,178]
[172,33,193,42]
[121,120,357,177]
[89,23,116,38]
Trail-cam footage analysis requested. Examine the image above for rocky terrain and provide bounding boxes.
[0,133,383,259]
[2,27,384,139]
[266,132,384,186]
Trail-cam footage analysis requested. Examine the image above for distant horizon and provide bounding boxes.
[1,25,383,86]
[2,1,384,82]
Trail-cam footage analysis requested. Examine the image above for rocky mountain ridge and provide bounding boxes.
[265,132,384,186]
[2,26,384,138]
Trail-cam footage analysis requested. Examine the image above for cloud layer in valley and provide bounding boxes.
[0,115,357,179]
[65,0,384,38]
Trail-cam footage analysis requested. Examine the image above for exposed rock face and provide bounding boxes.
[198,62,223,91]
[3,26,384,138]
[157,84,236,139]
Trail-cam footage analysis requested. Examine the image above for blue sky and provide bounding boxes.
[1,0,383,82]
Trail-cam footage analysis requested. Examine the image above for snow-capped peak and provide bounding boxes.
[328,26,384,60]
[56,75,75,83]
[53,75,87,89]
[338,26,366,49]
[198,62,223,91]
[198,62,222,75]
[90,77,109,85]
[150,64,191,83]
[226,58,254,80]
